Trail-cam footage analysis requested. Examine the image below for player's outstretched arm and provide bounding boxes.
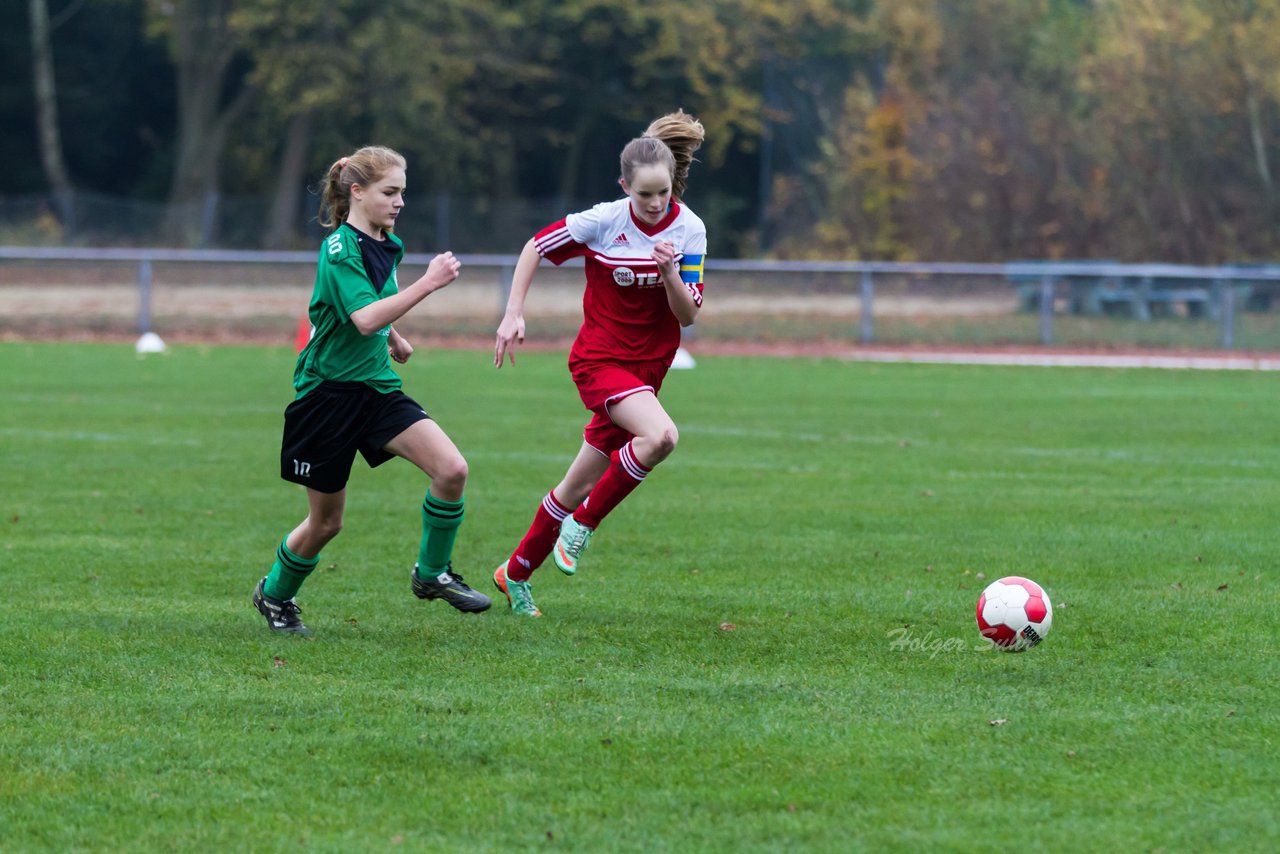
[495,238,541,368]
[350,252,461,336]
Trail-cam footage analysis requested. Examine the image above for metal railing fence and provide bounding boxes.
[3,246,1279,349]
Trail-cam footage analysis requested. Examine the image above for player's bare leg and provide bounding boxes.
[289,487,348,557]
[253,488,346,636]
[554,392,677,574]
[552,442,613,509]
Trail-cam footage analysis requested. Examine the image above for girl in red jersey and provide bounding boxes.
[491,111,707,616]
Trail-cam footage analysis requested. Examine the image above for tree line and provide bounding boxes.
[7,0,1280,261]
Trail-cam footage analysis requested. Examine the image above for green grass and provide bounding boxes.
[1,342,1277,852]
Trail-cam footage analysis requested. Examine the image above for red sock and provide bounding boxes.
[507,492,570,581]
[574,441,651,529]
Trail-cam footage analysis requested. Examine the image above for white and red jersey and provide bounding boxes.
[534,197,707,364]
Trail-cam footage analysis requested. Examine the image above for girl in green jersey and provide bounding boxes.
[253,145,490,636]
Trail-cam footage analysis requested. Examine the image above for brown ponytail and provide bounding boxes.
[643,110,705,200]
[619,110,706,201]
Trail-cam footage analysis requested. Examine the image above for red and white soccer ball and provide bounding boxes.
[976,576,1053,652]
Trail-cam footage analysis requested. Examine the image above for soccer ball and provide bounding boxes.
[976,576,1053,652]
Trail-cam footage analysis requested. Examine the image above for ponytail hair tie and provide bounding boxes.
[339,157,348,170]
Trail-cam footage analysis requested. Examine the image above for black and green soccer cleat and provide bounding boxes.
[411,563,492,613]
[252,577,312,636]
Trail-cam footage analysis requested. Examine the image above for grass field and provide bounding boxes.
[2,342,1277,852]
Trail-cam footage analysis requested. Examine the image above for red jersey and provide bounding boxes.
[534,197,707,364]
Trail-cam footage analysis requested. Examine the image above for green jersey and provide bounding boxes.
[293,224,405,398]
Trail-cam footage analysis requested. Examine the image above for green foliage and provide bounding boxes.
[9,0,1280,258]
[1,342,1278,850]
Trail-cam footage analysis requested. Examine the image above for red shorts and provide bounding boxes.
[569,358,668,454]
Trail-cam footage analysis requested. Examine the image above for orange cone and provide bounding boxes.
[295,315,312,352]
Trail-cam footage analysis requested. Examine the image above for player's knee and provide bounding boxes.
[436,454,468,494]
[649,425,679,462]
[312,516,343,543]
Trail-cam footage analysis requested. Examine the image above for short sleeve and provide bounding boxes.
[564,202,613,245]
[327,254,380,319]
[533,208,595,265]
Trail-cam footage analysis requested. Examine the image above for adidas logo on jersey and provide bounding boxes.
[612,233,630,245]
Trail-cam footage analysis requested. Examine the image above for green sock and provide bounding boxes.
[417,494,464,578]
[263,539,319,600]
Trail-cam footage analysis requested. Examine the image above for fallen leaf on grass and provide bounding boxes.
[1217,584,1229,591]
[719,622,737,631]
[272,657,287,667]
[988,719,1008,726]
[1171,583,1183,590]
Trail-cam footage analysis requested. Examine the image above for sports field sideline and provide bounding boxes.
[837,347,1280,370]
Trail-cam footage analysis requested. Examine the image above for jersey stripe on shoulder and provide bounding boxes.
[535,225,575,256]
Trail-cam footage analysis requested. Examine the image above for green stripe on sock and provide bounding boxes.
[419,494,464,576]
[264,539,319,600]
[422,496,465,521]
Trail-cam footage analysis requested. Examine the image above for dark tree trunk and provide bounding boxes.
[29,0,74,234]
[263,111,314,249]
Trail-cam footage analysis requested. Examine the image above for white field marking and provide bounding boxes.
[3,393,282,414]
[0,427,202,447]
[995,443,1279,471]
[679,425,1274,470]
[942,467,1277,486]
[467,450,583,466]
[679,423,862,443]
[468,447,825,473]
[841,351,1280,370]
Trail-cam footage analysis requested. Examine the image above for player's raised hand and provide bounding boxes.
[426,251,461,290]
[652,240,678,272]
[494,312,526,368]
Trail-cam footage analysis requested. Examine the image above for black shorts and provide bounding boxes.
[280,381,430,493]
